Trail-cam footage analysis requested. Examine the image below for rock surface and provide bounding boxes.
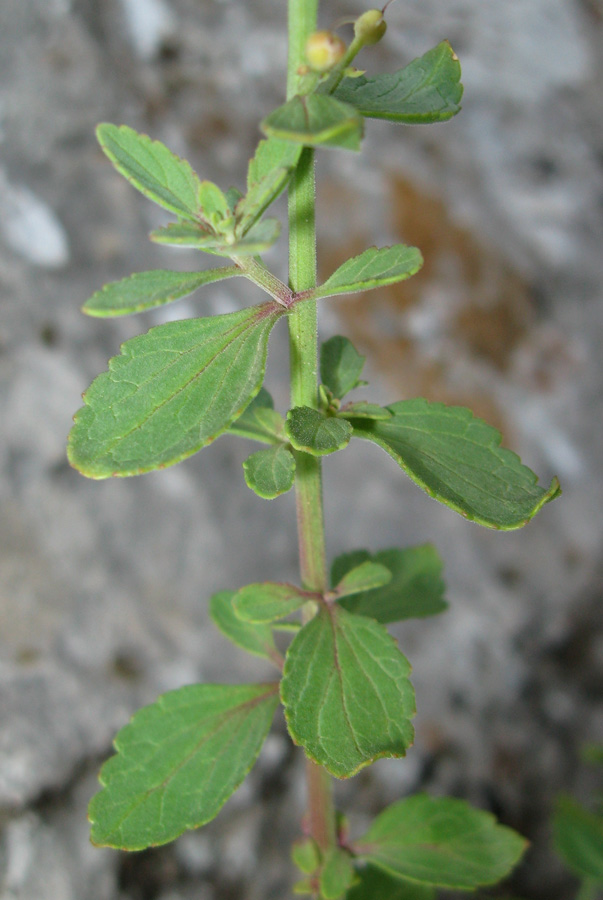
[1,1,602,898]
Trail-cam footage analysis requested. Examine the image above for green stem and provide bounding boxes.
[287,0,337,856]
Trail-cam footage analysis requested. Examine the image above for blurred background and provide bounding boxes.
[1,1,602,898]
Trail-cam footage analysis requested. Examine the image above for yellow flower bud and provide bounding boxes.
[305,30,347,73]
[354,9,387,46]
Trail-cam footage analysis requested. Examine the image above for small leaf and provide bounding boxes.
[347,866,436,900]
[339,402,392,421]
[331,546,447,623]
[236,139,303,235]
[82,268,240,317]
[233,582,312,624]
[320,848,355,899]
[209,590,279,663]
[89,682,279,850]
[320,336,366,400]
[553,796,603,882]
[355,794,527,889]
[333,561,392,599]
[96,123,202,221]
[293,878,315,895]
[292,837,322,875]
[227,388,285,444]
[150,217,281,257]
[198,180,230,227]
[261,94,364,151]
[286,407,352,456]
[68,303,284,478]
[243,446,296,499]
[353,399,561,530]
[313,245,423,301]
[333,41,463,124]
[281,604,415,778]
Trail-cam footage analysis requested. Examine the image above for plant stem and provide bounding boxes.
[287,0,337,855]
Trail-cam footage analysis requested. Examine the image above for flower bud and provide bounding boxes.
[305,30,347,73]
[354,9,387,45]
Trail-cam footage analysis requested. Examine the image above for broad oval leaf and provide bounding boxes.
[243,446,296,499]
[209,591,279,664]
[280,604,415,778]
[68,303,285,478]
[331,546,447,623]
[261,94,364,152]
[333,561,392,599]
[313,245,423,301]
[353,399,561,530]
[333,41,463,124]
[347,866,436,900]
[97,123,203,221]
[286,407,352,456]
[150,217,281,257]
[89,682,279,850]
[233,582,312,624]
[320,335,366,400]
[553,796,603,881]
[320,847,355,900]
[355,794,527,889]
[82,267,239,317]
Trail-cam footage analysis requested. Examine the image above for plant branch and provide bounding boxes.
[233,256,294,307]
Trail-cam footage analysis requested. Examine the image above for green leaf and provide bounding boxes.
[233,582,312,624]
[293,878,315,895]
[150,217,281,257]
[347,866,436,900]
[320,848,355,899]
[261,94,364,152]
[96,123,203,221]
[280,604,415,778]
[352,399,561,530]
[355,794,527,889]
[82,267,240,317]
[339,402,392,421]
[286,407,352,456]
[333,41,463,124]
[89,682,279,850]
[209,590,279,663]
[243,445,296,499]
[247,138,302,190]
[236,139,303,235]
[331,546,447,624]
[320,336,366,400]
[333,561,392,599]
[227,388,285,444]
[198,180,230,227]
[292,837,322,875]
[313,245,423,301]
[553,796,603,882]
[68,303,284,478]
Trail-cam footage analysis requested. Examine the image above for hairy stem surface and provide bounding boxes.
[287,0,337,856]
